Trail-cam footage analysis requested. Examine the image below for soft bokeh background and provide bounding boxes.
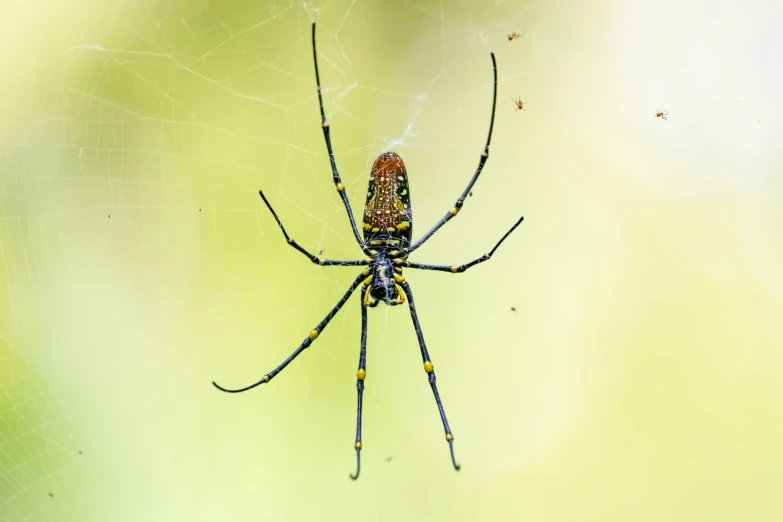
[2,0,782,520]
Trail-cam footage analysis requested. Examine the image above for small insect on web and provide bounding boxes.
[212,23,525,480]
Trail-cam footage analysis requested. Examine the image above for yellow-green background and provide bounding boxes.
[2,0,782,520]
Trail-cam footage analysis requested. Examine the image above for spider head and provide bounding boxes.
[370,258,401,306]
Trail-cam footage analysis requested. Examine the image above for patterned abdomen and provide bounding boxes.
[362,152,412,249]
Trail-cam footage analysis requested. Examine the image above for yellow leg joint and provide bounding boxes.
[450,266,458,273]
[357,369,366,381]
[263,375,270,383]
[363,223,371,231]
[318,257,325,265]
[394,284,405,305]
[355,442,362,449]
[363,284,372,307]
[336,183,344,191]
[450,208,458,216]
[446,434,454,441]
[309,330,319,340]
[424,361,434,373]
[362,268,371,276]
[393,273,405,284]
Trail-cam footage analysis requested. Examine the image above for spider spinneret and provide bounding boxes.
[212,22,525,481]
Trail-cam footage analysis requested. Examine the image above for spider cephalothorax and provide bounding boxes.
[364,255,403,306]
[212,22,525,480]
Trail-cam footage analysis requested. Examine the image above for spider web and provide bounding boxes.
[0,2,557,519]
[9,0,783,520]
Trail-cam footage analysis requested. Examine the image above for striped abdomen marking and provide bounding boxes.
[363,152,413,249]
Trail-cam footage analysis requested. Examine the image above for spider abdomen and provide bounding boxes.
[363,152,412,249]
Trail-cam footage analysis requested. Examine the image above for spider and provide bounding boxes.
[508,31,524,41]
[212,23,525,480]
[512,96,527,112]
[655,109,668,120]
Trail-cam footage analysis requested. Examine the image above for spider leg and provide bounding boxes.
[408,52,498,254]
[350,292,368,480]
[212,272,366,393]
[399,280,460,471]
[402,216,524,273]
[312,23,371,256]
[259,191,370,267]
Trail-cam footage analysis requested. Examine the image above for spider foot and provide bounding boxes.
[447,434,461,471]
[349,444,362,480]
[211,373,270,394]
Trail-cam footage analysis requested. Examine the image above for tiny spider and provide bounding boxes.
[508,32,523,41]
[512,96,526,112]
[212,23,525,481]
[655,110,668,120]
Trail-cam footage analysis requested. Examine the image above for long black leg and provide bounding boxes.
[212,272,366,393]
[403,216,524,273]
[407,52,498,254]
[399,280,460,471]
[259,190,369,267]
[350,292,368,480]
[311,23,370,256]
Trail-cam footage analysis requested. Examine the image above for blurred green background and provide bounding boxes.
[1,0,782,520]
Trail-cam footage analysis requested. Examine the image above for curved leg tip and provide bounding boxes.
[448,439,460,471]
[349,447,361,480]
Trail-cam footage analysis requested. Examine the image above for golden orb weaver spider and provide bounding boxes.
[212,23,525,480]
